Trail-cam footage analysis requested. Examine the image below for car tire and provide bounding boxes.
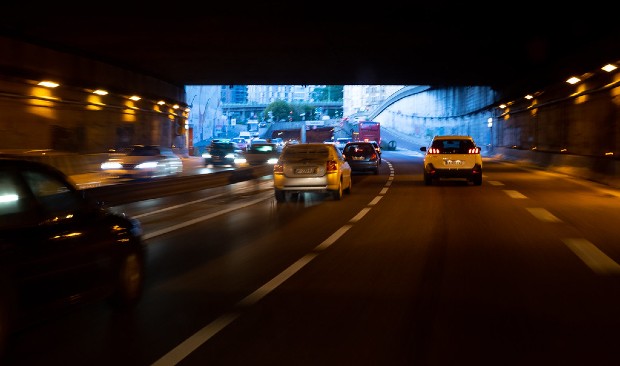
[275,190,286,202]
[110,251,144,309]
[473,175,483,186]
[344,178,352,194]
[332,180,343,200]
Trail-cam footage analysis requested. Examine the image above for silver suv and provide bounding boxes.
[420,135,482,185]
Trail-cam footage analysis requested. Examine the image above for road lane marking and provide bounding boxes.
[143,196,271,240]
[237,253,318,307]
[151,313,240,366]
[503,190,527,199]
[526,207,562,222]
[315,225,352,251]
[369,196,382,206]
[132,193,226,218]
[563,238,620,275]
[488,180,504,186]
[350,207,371,223]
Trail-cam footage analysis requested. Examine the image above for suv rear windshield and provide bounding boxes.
[431,139,475,153]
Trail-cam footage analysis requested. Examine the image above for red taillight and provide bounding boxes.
[273,163,283,173]
[428,147,440,154]
[468,147,480,154]
[371,152,377,160]
[326,160,338,172]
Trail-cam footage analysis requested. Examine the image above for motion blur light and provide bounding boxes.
[38,81,59,88]
[566,77,581,85]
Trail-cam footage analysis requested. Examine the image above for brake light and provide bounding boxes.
[326,160,338,172]
[428,147,441,154]
[273,163,283,173]
[371,152,377,160]
[468,147,480,154]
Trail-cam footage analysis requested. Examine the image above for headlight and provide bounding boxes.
[101,161,122,170]
[267,158,278,164]
[136,162,158,169]
[234,157,247,164]
[225,153,235,159]
[202,153,212,158]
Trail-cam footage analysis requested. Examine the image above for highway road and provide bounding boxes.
[5,149,620,366]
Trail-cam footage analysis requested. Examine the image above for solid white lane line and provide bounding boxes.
[503,190,527,199]
[133,193,226,218]
[526,207,562,223]
[350,207,371,223]
[151,313,240,366]
[488,181,504,186]
[563,238,620,275]
[143,196,270,240]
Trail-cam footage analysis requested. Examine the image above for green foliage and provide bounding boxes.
[311,86,343,102]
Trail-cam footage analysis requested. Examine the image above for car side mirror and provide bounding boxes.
[420,147,427,152]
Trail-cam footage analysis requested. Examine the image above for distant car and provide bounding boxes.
[270,137,285,151]
[420,135,482,185]
[342,141,380,174]
[100,145,183,179]
[243,142,280,165]
[273,142,352,202]
[368,140,382,162]
[231,137,248,151]
[335,137,353,151]
[0,157,145,358]
[203,140,242,167]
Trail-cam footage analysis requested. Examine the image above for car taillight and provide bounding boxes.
[371,152,377,160]
[468,147,480,154]
[326,160,338,172]
[273,163,284,173]
[428,147,440,154]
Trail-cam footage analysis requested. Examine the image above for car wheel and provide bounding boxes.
[344,178,352,194]
[473,175,483,186]
[110,251,144,309]
[275,189,286,202]
[332,180,343,200]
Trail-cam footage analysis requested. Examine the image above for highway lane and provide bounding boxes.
[5,150,620,366]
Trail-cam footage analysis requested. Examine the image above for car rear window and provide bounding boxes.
[282,145,329,159]
[431,139,475,153]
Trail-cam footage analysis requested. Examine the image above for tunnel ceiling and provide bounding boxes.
[1,4,619,101]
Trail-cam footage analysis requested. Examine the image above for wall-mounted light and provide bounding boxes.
[602,64,617,73]
[525,95,533,100]
[129,95,141,101]
[172,104,180,109]
[566,77,581,85]
[38,81,59,88]
[157,100,166,105]
[93,89,108,95]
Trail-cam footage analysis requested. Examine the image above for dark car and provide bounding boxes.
[342,141,380,174]
[243,142,280,166]
[0,158,146,358]
[202,140,239,167]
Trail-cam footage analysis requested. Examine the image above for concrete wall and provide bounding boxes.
[0,35,188,153]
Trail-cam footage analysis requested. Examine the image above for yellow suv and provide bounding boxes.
[420,135,482,185]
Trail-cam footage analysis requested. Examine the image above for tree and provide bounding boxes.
[312,85,344,102]
[264,100,291,122]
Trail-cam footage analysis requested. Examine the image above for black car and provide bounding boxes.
[202,140,238,167]
[342,141,380,174]
[0,158,146,359]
